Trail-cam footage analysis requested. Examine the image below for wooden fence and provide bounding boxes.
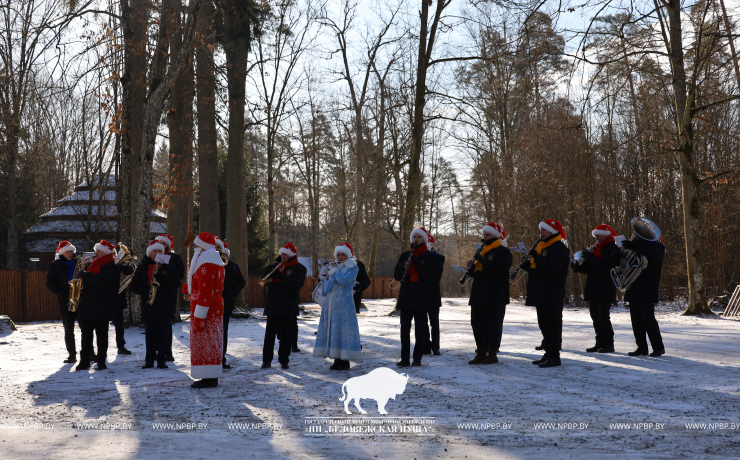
[0,270,401,322]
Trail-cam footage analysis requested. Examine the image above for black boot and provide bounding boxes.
[64,354,77,363]
[396,360,410,367]
[586,345,600,353]
[339,360,351,370]
[649,349,665,357]
[165,351,175,362]
[539,357,562,368]
[261,362,271,369]
[142,362,154,369]
[411,360,422,366]
[535,340,545,351]
[598,346,615,353]
[532,354,548,365]
[292,346,301,353]
[96,361,107,370]
[191,378,218,388]
[88,352,98,361]
[628,348,649,356]
[118,347,132,355]
[75,361,90,371]
[157,362,169,369]
[468,353,486,365]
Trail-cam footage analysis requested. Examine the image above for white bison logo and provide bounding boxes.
[339,367,409,415]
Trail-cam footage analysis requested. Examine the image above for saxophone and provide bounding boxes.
[148,261,161,305]
[68,256,86,312]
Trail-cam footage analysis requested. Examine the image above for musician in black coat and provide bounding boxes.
[352,259,371,314]
[571,224,619,353]
[467,223,513,365]
[521,220,571,368]
[220,244,246,368]
[423,235,445,356]
[46,241,83,363]
[262,243,307,369]
[155,234,185,362]
[130,241,180,369]
[395,228,439,367]
[75,240,120,371]
[613,234,666,357]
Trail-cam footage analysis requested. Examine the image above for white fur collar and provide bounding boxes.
[328,258,357,275]
[187,248,224,294]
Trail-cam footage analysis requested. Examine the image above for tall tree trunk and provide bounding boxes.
[718,0,740,92]
[664,0,712,315]
[5,124,19,269]
[195,0,220,234]
[224,15,249,307]
[167,0,195,323]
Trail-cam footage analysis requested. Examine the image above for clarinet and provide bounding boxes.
[509,236,543,283]
[458,241,485,286]
[399,243,419,284]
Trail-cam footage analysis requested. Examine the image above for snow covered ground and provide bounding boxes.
[1,298,739,459]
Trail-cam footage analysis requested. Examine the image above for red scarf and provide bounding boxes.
[593,235,615,259]
[406,244,428,283]
[87,253,115,274]
[270,257,300,283]
[147,261,155,285]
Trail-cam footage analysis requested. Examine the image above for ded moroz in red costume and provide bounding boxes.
[182,232,225,386]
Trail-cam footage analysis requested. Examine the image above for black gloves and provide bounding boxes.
[621,239,637,250]
[529,248,539,257]
[474,253,485,263]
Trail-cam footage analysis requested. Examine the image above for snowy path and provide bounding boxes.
[1,299,739,459]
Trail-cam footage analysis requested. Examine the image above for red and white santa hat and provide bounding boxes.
[214,236,224,251]
[426,233,435,251]
[334,242,354,259]
[592,224,617,237]
[146,240,165,258]
[56,240,76,257]
[155,234,173,248]
[482,222,507,246]
[410,222,430,244]
[94,239,116,255]
[221,241,230,257]
[539,219,568,247]
[194,232,216,250]
[279,242,297,258]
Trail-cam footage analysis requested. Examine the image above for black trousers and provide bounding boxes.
[400,309,429,362]
[113,307,125,349]
[61,309,78,355]
[292,316,299,349]
[426,306,440,353]
[629,301,664,351]
[263,317,293,365]
[589,301,614,347]
[471,303,506,354]
[80,320,108,364]
[223,308,232,361]
[536,306,563,359]
[353,291,363,314]
[144,320,170,365]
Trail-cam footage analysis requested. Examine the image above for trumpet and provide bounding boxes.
[389,243,419,291]
[259,262,284,287]
[573,245,596,265]
[148,262,161,305]
[221,253,229,266]
[509,237,543,284]
[459,242,485,286]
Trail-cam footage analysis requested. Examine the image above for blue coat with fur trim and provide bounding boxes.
[313,258,362,361]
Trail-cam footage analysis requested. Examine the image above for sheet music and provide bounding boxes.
[155,253,171,264]
[614,235,626,248]
[510,242,528,254]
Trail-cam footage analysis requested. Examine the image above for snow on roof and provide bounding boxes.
[26,238,90,254]
[40,205,165,219]
[78,175,116,188]
[58,190,116,203]
[25,220,167,234]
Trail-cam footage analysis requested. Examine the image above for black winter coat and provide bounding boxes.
[469,240,513,309]
[431,253,446,308]
[263,257,307,319]
[223,261,246,314]
[617,240,665,303]
[77,261,120,322]
[46,257,75,314]
[353,260,371,298]
[571,242,619,304]
[522,235,570,308]
[130,256,180,321]
[394,249,439,311]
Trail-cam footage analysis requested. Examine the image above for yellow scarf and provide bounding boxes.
[529,235,562,269]
[473,239,501,272]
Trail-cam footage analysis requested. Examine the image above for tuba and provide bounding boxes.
[116,243,139,294]
[67,256,86,312]
[610,217,661,293]
[221,253,229,266]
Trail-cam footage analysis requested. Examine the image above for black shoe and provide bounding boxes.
[330,359,341,370]
[628,348,649,356]
[222,363,232,369]
[535,342,545,351]
[76,361,90,371]
[432,350,441,356]
[281,363,289,369]
[598,347,615,353]
[469,354,486,365]
[142,363,154,369]
[291,347,301,353]
[539,358,562,368]
[532,354,549,365]
[64,354,77,363]
[118,347,132,355]
[411,360,421,367]
[157,363,169,369]
[586,345,600,353]
[261,362,271,369]
[96,362,107,370]
[649,349,665,357]
[191,378,218,388]
[396,360,411,367]
[340,360,351,370]
[165,353,175,362]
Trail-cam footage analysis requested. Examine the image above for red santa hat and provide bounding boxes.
[482,222,507,246]
[155,234,173,248]
[214,236,224,251]
[94,239,116,255]
[221,241,230,257]
[592,224,617,237]
[426,233,435,251]
[279,242,297,258]
[56,240,76,257]
[334,242,354,259]
[194,232,216,250]
[539,219,568,247]
[409,222,430,244]
[146,240,165,259]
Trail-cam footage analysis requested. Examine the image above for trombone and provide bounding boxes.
[259,262,284,287]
